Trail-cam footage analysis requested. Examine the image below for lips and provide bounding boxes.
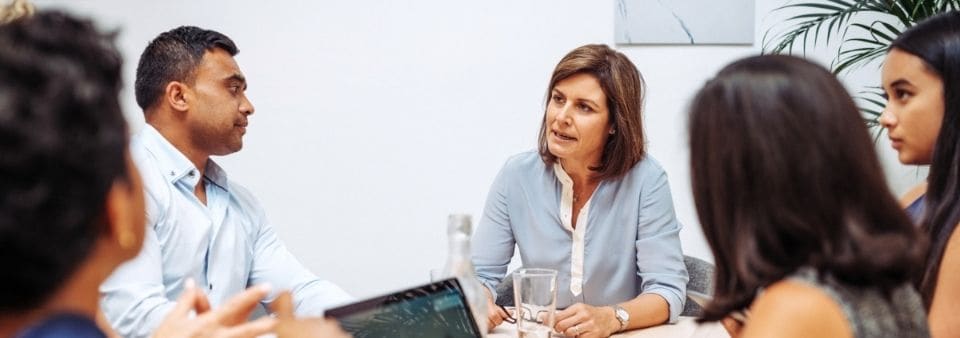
[552,130,577,141]
[888,137,903,150]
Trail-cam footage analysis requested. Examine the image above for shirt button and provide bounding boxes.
[188,171,196,177]
[169,171,175,177]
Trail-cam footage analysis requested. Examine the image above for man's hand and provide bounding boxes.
[271,291,350,338]
[152,279,276,338]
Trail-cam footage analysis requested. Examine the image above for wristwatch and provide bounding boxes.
[613,305,629,332]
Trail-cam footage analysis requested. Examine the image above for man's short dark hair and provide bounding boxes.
[134,25,238,111]
[0,10,128,313]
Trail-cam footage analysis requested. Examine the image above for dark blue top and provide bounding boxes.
[906,195,926,223]
[16,313,105,338]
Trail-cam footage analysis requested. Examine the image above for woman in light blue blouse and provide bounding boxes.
[471,44,688,337]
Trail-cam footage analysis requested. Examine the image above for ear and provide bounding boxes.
[165,81,190,113]
[103,178,143,257]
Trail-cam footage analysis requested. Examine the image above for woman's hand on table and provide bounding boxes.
[554,303,619,337]
[484,289,510,331]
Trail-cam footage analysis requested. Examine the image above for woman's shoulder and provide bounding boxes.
[899,182,928,208]
[626,154,667,177]
[741,278,852,338]
[613,154,669,189]
[499,150,547,174]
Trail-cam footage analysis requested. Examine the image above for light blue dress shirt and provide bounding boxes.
[100,125,352,338]
[472,151,688,323]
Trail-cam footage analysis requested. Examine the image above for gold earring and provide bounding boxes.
[118,231,135,249]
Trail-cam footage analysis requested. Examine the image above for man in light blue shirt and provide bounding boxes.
[100,26,351,338]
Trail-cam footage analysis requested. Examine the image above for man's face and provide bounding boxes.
[185,48,254,156]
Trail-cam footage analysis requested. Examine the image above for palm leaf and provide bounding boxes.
[763,0,877,56]
[855,87,887,139]
[833,20,902,73]
[765,0,956,137]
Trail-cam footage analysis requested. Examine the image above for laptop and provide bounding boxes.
[324,277,483,338]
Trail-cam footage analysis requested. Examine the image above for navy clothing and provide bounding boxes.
[16,314,105,338]
[906,195,925,223]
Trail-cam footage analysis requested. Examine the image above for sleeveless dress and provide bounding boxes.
[788,268,929,338]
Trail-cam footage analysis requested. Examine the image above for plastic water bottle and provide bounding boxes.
[441,214,488,335]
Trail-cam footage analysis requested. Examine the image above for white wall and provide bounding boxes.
[33,0,926,299]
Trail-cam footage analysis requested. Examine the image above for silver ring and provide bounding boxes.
[572,325,581,335]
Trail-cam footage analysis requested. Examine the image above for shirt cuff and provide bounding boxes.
[481,281,498,302]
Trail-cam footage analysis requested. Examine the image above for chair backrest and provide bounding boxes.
[494,272,515,306]
[681,255,715,316]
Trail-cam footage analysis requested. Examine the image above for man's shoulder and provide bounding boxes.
[130,137,173,197]
[225,179,258,204]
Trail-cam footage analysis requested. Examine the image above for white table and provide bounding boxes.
[487,317,730,338]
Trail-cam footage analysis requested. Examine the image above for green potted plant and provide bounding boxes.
[764,0,960,128]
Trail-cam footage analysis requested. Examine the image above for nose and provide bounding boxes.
[555,104,573,125]
[878,108,895,129]
[240,95,255,116]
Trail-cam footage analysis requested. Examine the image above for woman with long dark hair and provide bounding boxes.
[879,10,960,337]
[690,55,928,337]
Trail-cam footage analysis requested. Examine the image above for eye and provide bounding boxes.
[895,89,912,101]
[577,103,593,112]
[552,94,565,105]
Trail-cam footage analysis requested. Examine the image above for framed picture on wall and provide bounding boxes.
[615,0,755,45]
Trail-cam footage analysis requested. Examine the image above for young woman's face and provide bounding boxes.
[880,48,945,165]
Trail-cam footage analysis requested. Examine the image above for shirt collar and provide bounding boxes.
[138,125,229,191]
[552,162,574,186]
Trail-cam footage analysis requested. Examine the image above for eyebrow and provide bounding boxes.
[889,79,911,88]
[553,88,601,109]
[225,74,247,89]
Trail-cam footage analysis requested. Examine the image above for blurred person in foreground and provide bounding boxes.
[688,54,928,338]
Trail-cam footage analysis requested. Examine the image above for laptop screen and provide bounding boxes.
[324,278,482,338]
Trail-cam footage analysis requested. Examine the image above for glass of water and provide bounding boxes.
[513,268,557,338]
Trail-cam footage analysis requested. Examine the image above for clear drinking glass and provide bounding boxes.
[513,268,558,338]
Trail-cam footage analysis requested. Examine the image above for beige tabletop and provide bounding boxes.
[486,317,730,338]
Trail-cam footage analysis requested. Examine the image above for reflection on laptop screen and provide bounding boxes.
[324,278,481,338]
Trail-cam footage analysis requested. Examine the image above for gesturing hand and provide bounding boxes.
[271,291,350,338]
[152,280,276,338]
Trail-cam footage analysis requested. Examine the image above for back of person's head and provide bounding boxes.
[688,54,925,321]
[0,0,33,24]
[537,44,646,180]
[891,11,960,307]
[0,10,129,313]
[135,25,238,111]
